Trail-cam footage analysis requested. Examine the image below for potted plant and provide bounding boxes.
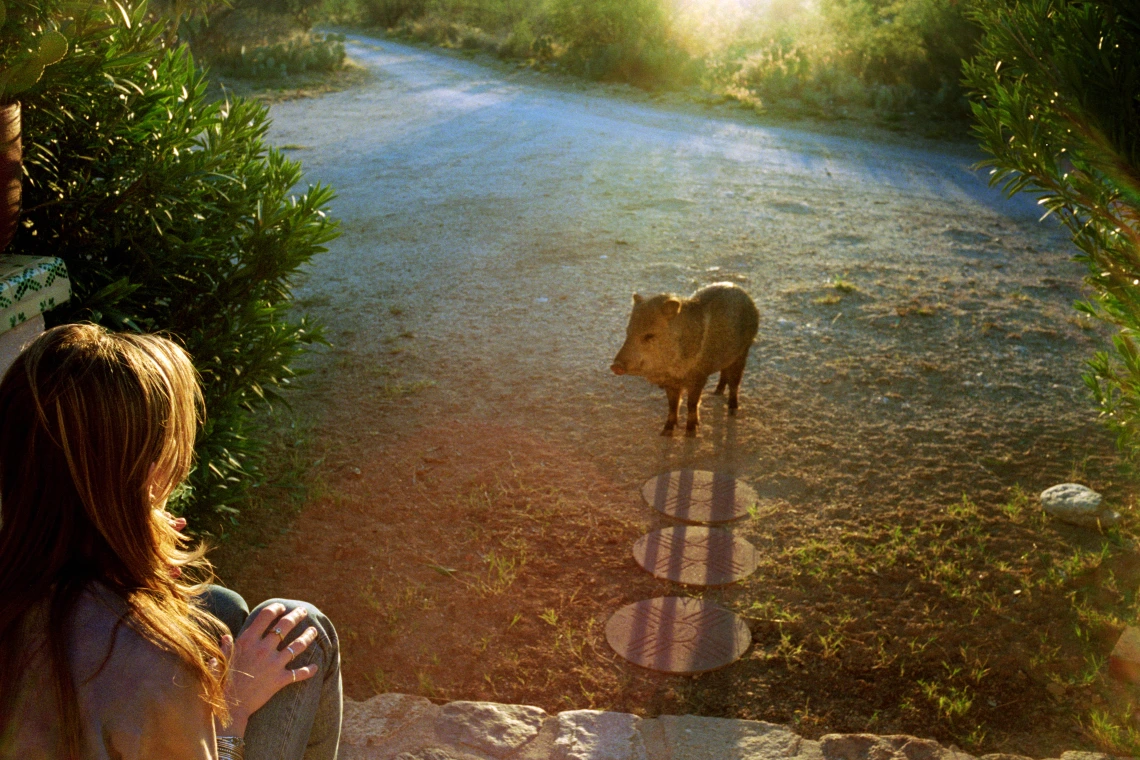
[0,0,67,251]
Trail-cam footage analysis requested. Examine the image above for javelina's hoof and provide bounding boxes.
[685,428,698,438]
[728,407,737,416]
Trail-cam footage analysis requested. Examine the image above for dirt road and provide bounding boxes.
[223,36,1123,752]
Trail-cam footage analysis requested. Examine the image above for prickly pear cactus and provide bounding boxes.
[0,0,68,101]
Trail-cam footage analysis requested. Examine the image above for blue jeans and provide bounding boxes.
[201,586,342,760]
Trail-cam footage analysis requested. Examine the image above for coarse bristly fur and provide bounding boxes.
[611,282,760,436]
[0,323,230,758]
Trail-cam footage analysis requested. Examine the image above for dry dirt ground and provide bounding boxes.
[213,36,1140,755]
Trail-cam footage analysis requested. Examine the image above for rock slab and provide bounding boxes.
[343,693,439,746]
[1039,483,1120,528]
[657,714,802,759]
[820,734,972,760]
[555,710,647,760]
[1110,626,1140,683]
[438,701,548,757]
[339,696,1136,760]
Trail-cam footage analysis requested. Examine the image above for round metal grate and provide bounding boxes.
[605,597,751,673]
[641,470,757,524]
[632,526,758,586]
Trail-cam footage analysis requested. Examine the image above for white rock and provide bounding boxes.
[342,694,439,746]
[657,715,802,759]
[437,701,548,757]
[1040,483,1120,528]
[555,710,647,760]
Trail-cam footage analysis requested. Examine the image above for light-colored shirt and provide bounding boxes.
[4,584,217,760]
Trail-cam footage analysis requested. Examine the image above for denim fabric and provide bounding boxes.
[200,586,342,760]
[200,585,249,636]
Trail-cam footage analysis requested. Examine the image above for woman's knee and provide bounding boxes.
[198,584,249,637]
[244,599,339,669]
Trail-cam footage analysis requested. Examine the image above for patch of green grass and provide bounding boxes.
[1084,708,1140,754]
[374,379,437,399]
[830,276,859,293]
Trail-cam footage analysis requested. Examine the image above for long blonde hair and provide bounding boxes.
[0,323,228,756]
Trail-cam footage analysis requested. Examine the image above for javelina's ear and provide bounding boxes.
[632,293,643,304]
[662,298,682,319]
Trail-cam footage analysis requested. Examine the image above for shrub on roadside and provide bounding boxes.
[965,0,1140,458]
[209,32,346,79]
[358,0,427,29]
[12,0,338,521]
[547,0,691,85]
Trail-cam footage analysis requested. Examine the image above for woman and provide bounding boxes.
[0,324,342,759]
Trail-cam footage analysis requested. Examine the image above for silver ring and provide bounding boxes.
[292,669,297,683]
[286,645,295,657]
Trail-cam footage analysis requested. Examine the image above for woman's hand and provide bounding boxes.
[153,509,188,578]
[220,604,320,736]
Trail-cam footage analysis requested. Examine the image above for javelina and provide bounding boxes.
[611,283,759,436]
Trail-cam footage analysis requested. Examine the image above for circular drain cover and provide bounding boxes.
[605,597,751,673]
[633,526,758,586]
[641,470,757,524]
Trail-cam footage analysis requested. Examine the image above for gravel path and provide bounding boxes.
[268,35,1103,509]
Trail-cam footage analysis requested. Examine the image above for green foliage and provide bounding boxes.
[821,0,979,92]
[211,32,346,78]
[710,0,977,119]
[964,0,1140,455]
[341,0,978,113]
[358,0,427,28]
[547,0,693,85]
[11,0,338,519]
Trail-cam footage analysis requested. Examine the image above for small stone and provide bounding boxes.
[1110,626,1140,683]
[349,466,363,477]
[1060,753,1118,760]
[555,710,647,760]
[437,701,548,757]
[395,750,461,760]
[1039,483,1119,528]
[342,694,439,746]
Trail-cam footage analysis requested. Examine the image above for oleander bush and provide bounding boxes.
[966,0,1140,460]
[10,0,338,521]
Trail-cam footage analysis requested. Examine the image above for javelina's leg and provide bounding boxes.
[714,372,727,395]
[726,352,749,415]
[685,381,706,436]
[662,386,682,436]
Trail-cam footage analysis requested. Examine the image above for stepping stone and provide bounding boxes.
[632,526,758,586]
[605,597,751,673]
[641,470,757,524]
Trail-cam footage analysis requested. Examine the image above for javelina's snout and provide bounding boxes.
[610,361,627,375]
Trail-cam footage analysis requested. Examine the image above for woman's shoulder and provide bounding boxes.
[73,583,201,693]
[9,583,214,760]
